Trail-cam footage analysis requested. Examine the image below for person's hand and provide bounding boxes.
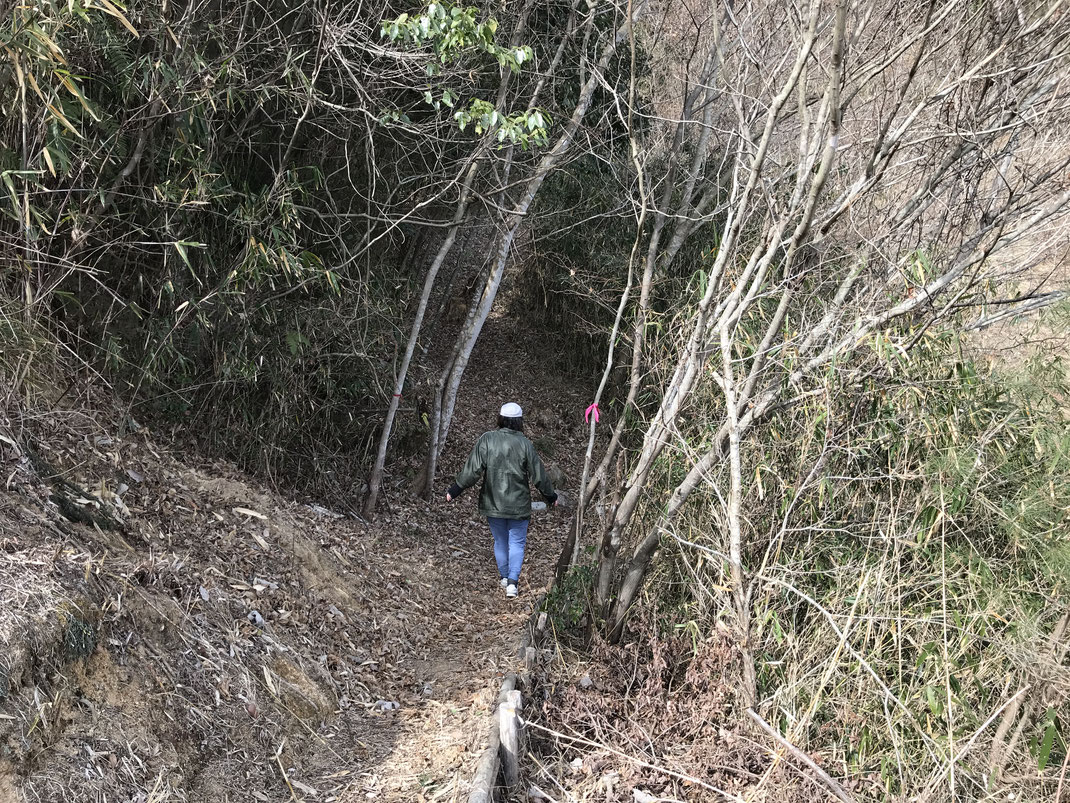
[552,497,559,507]
[445,492,453,502]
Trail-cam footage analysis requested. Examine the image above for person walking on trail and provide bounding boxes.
[445,402,558,599]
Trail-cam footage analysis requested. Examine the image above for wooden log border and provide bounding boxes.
[467,591,551,803]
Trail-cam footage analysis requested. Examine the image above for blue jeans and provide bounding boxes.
[488,517,529,584]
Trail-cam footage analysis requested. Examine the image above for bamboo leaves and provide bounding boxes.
[85,0,139,38]
[1031,709,1060,772]
[52,68,99,120]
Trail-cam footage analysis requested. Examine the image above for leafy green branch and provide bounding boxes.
[454,99,548,147]
[379,2,550,148]
[381,2,531,70]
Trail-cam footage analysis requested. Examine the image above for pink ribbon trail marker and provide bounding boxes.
[584,402,600,424]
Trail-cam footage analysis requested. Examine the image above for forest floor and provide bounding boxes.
[0,314,590,802]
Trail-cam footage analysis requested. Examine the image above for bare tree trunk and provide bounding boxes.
[362,160,480,517]
[422,5,646,498]
[371,0,550,508]
[565,0,655,572]
[721,320,757,707]
[580,42,722,508]
[592,3,823,615]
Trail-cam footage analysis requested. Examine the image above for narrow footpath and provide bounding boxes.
[342,315,588,799]
[0,315,588,802]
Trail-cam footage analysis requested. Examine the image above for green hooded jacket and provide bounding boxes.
[448,428,557,519]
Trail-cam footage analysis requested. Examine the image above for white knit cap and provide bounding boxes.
[500,402,523,418]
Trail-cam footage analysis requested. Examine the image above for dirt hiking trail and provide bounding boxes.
[0,316,590,802]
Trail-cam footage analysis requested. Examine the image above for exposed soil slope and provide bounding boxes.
[0,317,588,802]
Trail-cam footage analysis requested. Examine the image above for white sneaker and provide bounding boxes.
[500,577,509,589]
[505,583,518,598]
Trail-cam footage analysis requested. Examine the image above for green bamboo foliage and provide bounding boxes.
[647,320,1070,798]
[1,0,566,492]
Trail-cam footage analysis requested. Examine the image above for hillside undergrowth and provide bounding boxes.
[537,325,1070,802]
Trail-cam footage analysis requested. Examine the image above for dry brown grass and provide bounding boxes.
[528,615,838,802]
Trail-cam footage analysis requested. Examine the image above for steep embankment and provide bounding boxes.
[0,317,587,801]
